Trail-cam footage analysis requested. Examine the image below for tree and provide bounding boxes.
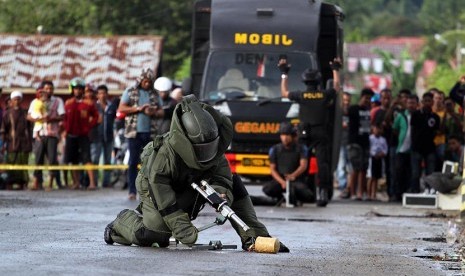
[373,48,425,93]
[334,0,384,42]
[0,0,194,77]
[334,0,424,41]
[426,65,464,93]
[418,0,465,35]
[366,13,424,37]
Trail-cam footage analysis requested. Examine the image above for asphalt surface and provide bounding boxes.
[0,186,463,276]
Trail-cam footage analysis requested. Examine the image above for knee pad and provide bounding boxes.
[134,227,170,247]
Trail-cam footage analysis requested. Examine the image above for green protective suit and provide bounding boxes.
[108,97,269,247]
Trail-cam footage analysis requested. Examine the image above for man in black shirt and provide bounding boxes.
[345,88,374,200]
[410,92,440,193]
[278,57,341,207]
[262,122,313,205]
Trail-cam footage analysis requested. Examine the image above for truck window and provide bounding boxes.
[202,51,317,101]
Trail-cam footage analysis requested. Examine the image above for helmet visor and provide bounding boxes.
[192,136,219,163]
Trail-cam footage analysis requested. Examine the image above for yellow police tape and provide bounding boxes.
[0,164,128,171]
[462,154,465,219]
[461,183,465,217]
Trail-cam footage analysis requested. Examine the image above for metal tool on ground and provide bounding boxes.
[192,240,237,250]
[166,181,250,251]
[169,237,237,251]
[188,180,282,253]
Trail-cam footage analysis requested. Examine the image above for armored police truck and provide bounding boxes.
[188,0,344,177]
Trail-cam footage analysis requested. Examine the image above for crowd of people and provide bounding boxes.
[2,67,464,206]
[256,71,465,206]
[336,76,465,202]
[0,69,182,200]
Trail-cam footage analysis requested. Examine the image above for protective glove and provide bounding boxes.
[164,210,198,246]
[278,62,291,74]
[330,58,342,71]
[210,184,233,206]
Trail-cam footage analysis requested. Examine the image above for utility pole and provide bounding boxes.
[457,22,462,70]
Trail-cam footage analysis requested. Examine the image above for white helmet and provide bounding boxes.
[10,90,23,99]
[154,77,173,92]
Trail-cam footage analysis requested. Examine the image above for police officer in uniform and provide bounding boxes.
[262,122,314,205]
[104,95,289,252]
[278,58,341,207]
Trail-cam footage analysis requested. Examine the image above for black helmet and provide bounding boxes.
[181,97,219,162]
[279,122,296,135]
[301,69,321,85]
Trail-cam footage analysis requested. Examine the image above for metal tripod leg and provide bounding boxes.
[284,180,294,208]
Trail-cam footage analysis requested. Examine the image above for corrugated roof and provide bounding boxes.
[0,34,163,91]
[347,36,426,59]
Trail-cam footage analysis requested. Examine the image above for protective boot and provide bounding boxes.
[231,196,289,252]
[104,224,114,245]
[316,188,329,207]
[230,174,290,252]
[278,241,290,252]
[104,209,133,246]
[230,196,269,242]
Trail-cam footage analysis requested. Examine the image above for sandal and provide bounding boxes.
[339,190,350,199]
[70,183,81,190]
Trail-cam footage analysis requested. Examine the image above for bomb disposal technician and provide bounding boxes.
[104,95,289,252]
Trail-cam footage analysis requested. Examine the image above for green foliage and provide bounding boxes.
[373,48,425,93]
[334,0,424,42]
[418,0,464,35]
[426,65,464,93]
[0,0,194,77]
[366,14,424,37]
[2,0,465,80]
[174,57,191,82]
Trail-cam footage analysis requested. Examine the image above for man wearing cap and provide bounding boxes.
[262,122,313,205]
[278,57,341,207]
[104,95,289,252]
[1,91,32,189]
[118,68,164,200]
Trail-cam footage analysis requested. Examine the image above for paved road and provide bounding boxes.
[0,186,462,275]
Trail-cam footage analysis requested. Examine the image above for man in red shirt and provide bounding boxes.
[64,77,99,190]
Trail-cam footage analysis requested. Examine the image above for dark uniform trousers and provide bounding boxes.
[301,125,332,191]
[110,174,270,247]
[263,180,313,203]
